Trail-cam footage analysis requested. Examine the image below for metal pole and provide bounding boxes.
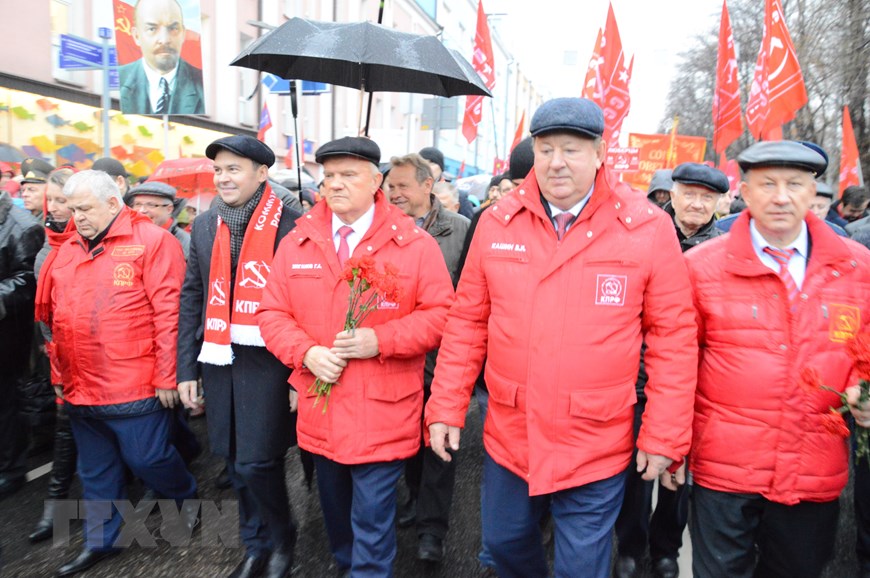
[290,80,303,206]
[99,27,112,157]
[363,0,386,136]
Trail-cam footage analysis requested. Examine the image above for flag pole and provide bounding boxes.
[363,0,387,136]
[489,99,500,170]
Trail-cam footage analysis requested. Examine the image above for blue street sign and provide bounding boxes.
[59,34,118,70]
[301,81,329,95]
[262,74,291,94]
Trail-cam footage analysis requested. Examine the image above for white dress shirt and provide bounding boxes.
[749,218,809,290]
[548,185,595,232]
[142,61,179,113]
[332,202,376,258]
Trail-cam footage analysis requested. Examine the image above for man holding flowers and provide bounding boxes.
[684,140,870,578]
[256,136,453,577]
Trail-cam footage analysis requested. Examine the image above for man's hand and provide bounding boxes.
[847,385,870,427]
[429,422,461,462]
[660,461,687,491]
[289,389,298,413]
[303,345,348,383]
[177,380,201,411]
[157,388,180,409]
[637,450,675,483]
[332,328,379,360]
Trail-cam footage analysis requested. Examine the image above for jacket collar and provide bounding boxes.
[725,210,854,277]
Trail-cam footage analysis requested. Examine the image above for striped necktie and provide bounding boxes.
[554,212,575,240]
[156,77,170,114]
[763,246,799,310]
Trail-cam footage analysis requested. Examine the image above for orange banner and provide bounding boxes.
[621,133,707,191]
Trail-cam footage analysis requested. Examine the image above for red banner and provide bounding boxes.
[509,111,526,154]
[621,133,707,191]
[713,0,743,153]
[840,105,862,195]
[745,0,807,140]
[582,4,633,146]
[462,0,496,144]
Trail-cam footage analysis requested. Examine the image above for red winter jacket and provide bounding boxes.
[425,168,698,496]
[256,191,453,464]
[686,211,870,504]
[49,208,186,406]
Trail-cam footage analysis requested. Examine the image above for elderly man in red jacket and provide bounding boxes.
[256,137,453,577]
[685,140,870,578]
[42,169,196,577]
[425,98,698,578]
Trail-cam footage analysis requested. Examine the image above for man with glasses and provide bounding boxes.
[126,181,190,259]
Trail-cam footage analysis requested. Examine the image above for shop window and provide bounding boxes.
[238,32,257,127]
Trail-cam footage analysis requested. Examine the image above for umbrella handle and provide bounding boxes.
[290,80,304,208]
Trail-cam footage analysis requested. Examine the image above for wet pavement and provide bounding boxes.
[0,399,860,577]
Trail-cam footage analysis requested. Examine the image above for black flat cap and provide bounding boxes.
[315,137,380,166]
[509,137,534,181]
[419,147,445,170]
[126,181,177,203]
[92,157,128,178]
[206,135,276,167]
[815,180,834,199]
[20,158,55,184]
[672,163,729,194]
[530,98,604,139]
[737,141,828,176]
[647,169,674,194]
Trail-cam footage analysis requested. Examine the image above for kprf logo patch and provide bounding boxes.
[595,275,627,306]
[829,304,861,343]
[113,263,135,287]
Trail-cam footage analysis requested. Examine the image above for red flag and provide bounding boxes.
[509,111,526,154]
[745,0,807,140]
[582,29,603,99]
[713,0,743,153]
[840,105,862,194]
[462,0,496,144]
[257,103,272,142]
[584,4,633,145]
[719,152,740,195]
[458,161,466,178]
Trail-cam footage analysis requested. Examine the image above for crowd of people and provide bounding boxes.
[1,96,870,578]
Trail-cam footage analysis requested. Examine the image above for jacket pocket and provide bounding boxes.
[366,371,421,402]
[104,338,154,360]
[488,379,519,408]
[568,384,636,422]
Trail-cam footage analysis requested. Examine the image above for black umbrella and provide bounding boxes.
[231,18,492,100]
[0,143,26,163]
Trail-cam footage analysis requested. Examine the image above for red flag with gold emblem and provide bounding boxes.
[745,0,807,140]
[840,105,862,194]
[713,0,743,153]
[462,0,496,144]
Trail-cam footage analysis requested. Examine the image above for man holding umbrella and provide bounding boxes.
[177,135,301,578]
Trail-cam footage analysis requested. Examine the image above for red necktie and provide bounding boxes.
[554,212,574,240]
[337,225,353,266]
[763,247,799,310]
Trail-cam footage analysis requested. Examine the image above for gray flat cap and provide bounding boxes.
[737,141,828,176]
[126,181,177,203]
[647,169,674,194]
[530,98,604,139]
[672,163,729,194]
[815,180,834,199]
[315,137,380,166]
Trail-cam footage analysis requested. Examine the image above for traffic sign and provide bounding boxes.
[262,74,291,94]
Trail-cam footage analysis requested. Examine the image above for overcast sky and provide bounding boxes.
[488,0,726,143]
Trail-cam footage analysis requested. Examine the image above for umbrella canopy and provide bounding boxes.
[0,143,26,163]
[230,18,492,98]
[147,157,215,198]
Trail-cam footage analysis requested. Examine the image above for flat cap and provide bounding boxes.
[92,157,128,178]
[530,98,604,139]
[815,180,834,199]
[20,158,55,184]
[737,140,828,176]
[206,135,276,167]
[509,137,534,181]
[672,163,729,194]
[647,169,674,194]
[126,181,177,203]
[418,147,445,170]
[315,137,380,166]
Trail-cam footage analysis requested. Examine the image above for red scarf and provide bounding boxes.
[34,219,77,324]
[198,185,282,365]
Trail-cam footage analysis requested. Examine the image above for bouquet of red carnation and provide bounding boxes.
[308,256,402,412]
[816,332,870,462]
